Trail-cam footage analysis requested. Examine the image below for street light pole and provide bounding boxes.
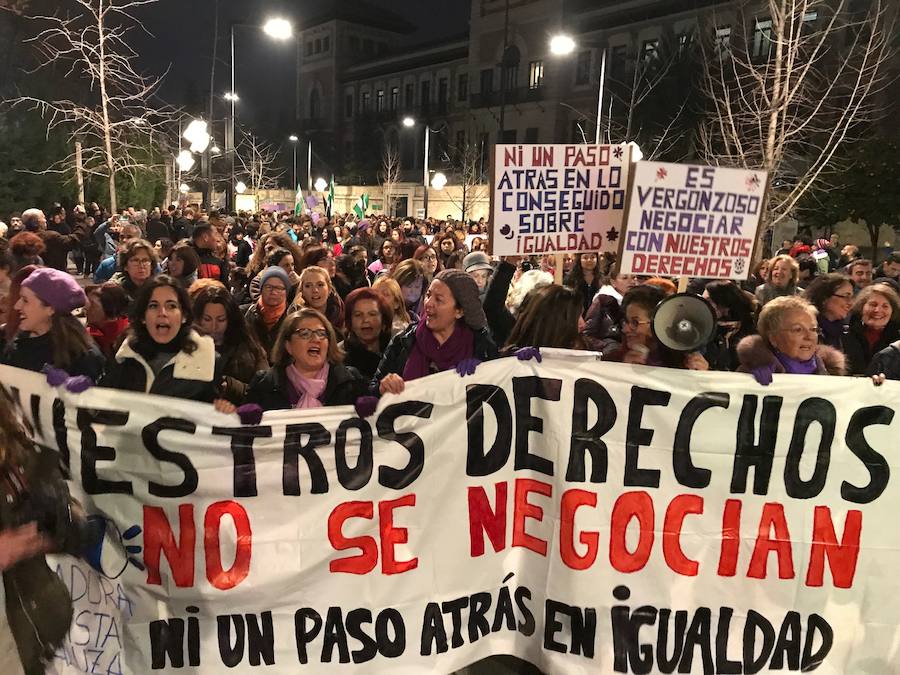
[228,23,236,213]
[423,126,430,219]
[595,48,607,145]
[289,135,298,189]
[307,140,312,194]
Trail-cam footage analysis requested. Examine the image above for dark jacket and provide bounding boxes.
[244,303,287,364]
[38,219,92,270]
[244,362,365,410]
[842,316,900,376]
[194,247,228,284]
[218,341,268,402]
[869,340,900,379]
[704,321,756,372]
[482,260,516,348]
[342,338,387,381]
[369,321,498,394]
[736,334,846,376]
[145,218,171,244]
[99,331,223,401]
[1,331,105,381]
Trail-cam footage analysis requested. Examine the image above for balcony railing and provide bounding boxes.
[470,85,546,108]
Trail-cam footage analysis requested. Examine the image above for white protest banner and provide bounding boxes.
[619,162,768,280]
[491,144,630,256]
[3,359,900,674]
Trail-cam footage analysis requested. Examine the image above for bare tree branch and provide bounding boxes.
[236,128,284,193]
[379,143,401,216]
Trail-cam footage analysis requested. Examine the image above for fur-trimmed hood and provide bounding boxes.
[736,334,846,376]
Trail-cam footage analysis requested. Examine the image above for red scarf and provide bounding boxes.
[403,320,474,381]
[256,297,285,329]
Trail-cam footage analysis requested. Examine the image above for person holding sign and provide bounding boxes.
[754,254,801,306]
[371,270,498,397]
[244,308,365,410]
[736,296,846,384]
[602,284,709,370]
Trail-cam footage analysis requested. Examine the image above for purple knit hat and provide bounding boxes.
[21,267,86,314]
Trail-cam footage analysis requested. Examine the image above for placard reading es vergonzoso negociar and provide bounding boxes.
[491,144,631,256]
[619,161,769,280]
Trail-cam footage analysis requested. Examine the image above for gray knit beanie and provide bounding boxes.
[259,265,291,289]
[435,269,487,331]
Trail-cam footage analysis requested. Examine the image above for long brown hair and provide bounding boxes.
[0,385,30,466]
[504,284,585,350]
[51,314,94,371]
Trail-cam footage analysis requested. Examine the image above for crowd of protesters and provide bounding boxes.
[2,202,900,674]
[1,205,899,421]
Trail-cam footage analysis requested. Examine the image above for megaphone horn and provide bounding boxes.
[651,293,717,352]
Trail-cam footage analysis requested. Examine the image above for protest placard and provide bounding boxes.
[619,162,768,280]
[2,360,897,674]
[491,144,631,257]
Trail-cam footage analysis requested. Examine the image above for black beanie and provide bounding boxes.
[435,269,487,331]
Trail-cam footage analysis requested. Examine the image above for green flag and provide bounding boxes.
[352,193,369,219]
[294,184,303,217]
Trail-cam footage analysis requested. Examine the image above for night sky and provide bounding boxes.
[132,0,470,140]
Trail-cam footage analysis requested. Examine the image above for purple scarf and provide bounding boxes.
[285,363,329,408]
[403,320,474,381]
[774,351,819,375]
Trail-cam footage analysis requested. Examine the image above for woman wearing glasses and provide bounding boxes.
[841,283,900,376]
[111,239,158,306]
[244,266,292,362]
[603,284,709,370]
[803,273,855,349]
[244,308,365,410]
[737,295,845,384]
[413,244,441,284]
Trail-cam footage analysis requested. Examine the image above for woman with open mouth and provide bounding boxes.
[340,288,393,381]
[2,267,104,380]
[369,269,498,399]
[100,275,233,410]
[291,265,345,337]
[243,308,365,411]
[841,282,900,376]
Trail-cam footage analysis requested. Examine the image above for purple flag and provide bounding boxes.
[311,211,321,224]
[305,195,319,209]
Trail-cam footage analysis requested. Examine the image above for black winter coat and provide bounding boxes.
[1,331,105,381]
[99,331,223,401]
[842,316,900,376]
[369,321,498,395]
[869,340,900,379]
[244,362,365,410]
[482,260,516,348]
[244,303,287,364]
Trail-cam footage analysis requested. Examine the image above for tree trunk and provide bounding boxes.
[97,0,117,213]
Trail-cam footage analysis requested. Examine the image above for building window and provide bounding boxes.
[611,45,628,70]
[715,26,732,53]
[438,78,448,111]
[314,38,322,54]
[305,42,313,56]
[376,89,385,112]
[349,35,359,51]
[361,91,370,112]
[390,86,399,110]
[405,83,415,108]
[528,60,543,89]
[803,9,818,22]
[323,36,330,52]
[344,141,353,160]
[309,90,321,119]
[571,119,589,143]
[457,73,468,101]
[525,127,538,143]
[641,39,659,62]
[575,51,591,85]
[752,18,773,58]
[456,130,466,148]
[677,31,693,51]
[501,129,517,143]
[503,64,518,90]
[345,93,353,117]
[480,68,493,93]
[421,81,430,108]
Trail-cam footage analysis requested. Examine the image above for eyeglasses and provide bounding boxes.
[782,325,822,337]
[129,258,152,266]
[831,292,854,300]
[621,318,652,330]
[420,254,437,261]
[292,328,328,340]
[262,284,287,293]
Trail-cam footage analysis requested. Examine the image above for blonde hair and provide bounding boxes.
[299,265,334,295]
[766,254,800,286]
[373,276,411,324]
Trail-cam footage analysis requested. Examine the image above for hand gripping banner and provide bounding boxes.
[2,356,899,674]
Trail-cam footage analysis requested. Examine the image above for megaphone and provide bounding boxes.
[651,293,717,352]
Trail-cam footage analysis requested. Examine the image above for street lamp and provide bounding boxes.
[431,172,447,190]
[228,17,294,211]
[289,135,299,189]
[176,150,195,172]
[403,117,446,219]
[235,181,247,194]
[179,183,190,194]
[550,33,607,145]
[262,17,293,41]
[314,177,328,192]
[183,119,210,154]
[210,144,221,155]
